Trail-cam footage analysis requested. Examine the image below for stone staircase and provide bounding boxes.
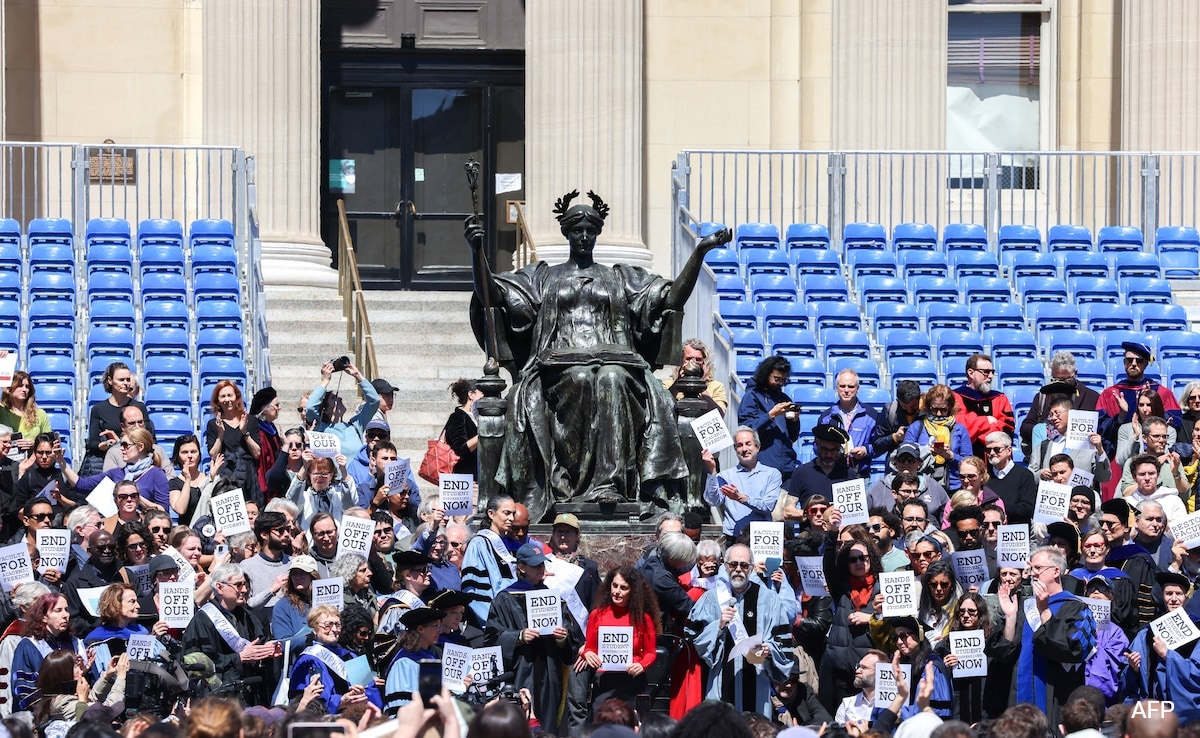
[1169,280,1200,328]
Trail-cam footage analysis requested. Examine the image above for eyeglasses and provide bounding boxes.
[310,471,333,477]
[960,473,980,481]
[958,607,978,616]
[150,526,169,534]
[119,441,135,449]
[447,540,466,548]
[1125,356,1148,365]
[287,443,305,450]
[912,550,940,561]
[218,580,249,590]
[928,580,952,590]
[895,630,918,642]
[408,567,432,576]
[1147,433,1169,440]
[316,622,341,631]
[116,493,139,502]
[1099,519,1123,529]
[854,663,872,672]
[985,446,1007,455]
[1189,396,1200,403]
[957,527,982,537]
[928,406,950,414]
[726,561,752,571]
[1082,542,1107,551]
[271,526,291,534]
[846,555,867,564]
[866,523,883,532]
[981,521,1001,530]
[903,516,927,524]
[94,544,117,553]
[1030,564,1059,577]
[373,528,393,536]
[807,507,828,516]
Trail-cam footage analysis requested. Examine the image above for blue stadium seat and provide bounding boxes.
[973,302,1025,332]
[140,243,187,280]
[189,219,236,249]
[1007,252,1059,281]
[144,383,192,413]
[735,223,781,252]
[984,328,1039,359]
[942,223,988,253]
[140,272,188,302]
[144,355,193,386]
[899,251,950,280]
[891,223,938,254]
[143,296,190,331]
[880,329,932,361]
[1017,276,1068,305]
[734,355,759,382]
[0,326,18,354]
[1135,303,1189,333]
[1098,331,1153,363]
[829,357,881,387]
[962,276,1011,305]
[0,272,19,301]
[767,327,819,358]
[742,249,792,279]
[998,225,1043,255]
[719,301,759,333]
[750,274,799,303]
[0,298,16,332]
[1096,225,1144,253]
[729,328,767,357]
[1157,333,1200,361]
[86,326,135,362]
[785,223,831,251]
[1083,304,1136,333]
[1043,329,1099,360]
[1163,359,1200,394]
[810,302,863,335]
[149,411,196,445]
[996,357,1046,389]
[695,222,726,239]
[1028,303,1082,339]
[27,327,74,357]
[858,276,907,306]
[199,356,248,388]
[37,383,74,410]
[703,247,740,276]
[1109,252,1162,282]
[888,358,938,392]
[86,217,131,244]
[28,355,76,387]
[785,357,828,387]
[922,303,973,332]
[798,274,848,303]
[26,218,73,245]
[29,243,75,275]
[1056,252,1110,280]
[195,298,244,332]
[846,250,898,284]
[192,272,241,303]
[933,329,985,364]
[910,276,959,305]
[1074,357,1108,391]
[821,329,872,359]
[755,301,807,332]
[1067,277,1120,305]
[138,218,185,247]
[27,300,74,331]
[949,251,1000,280]
[86,272,135,303]
[857,386,891,410]
[842,223,887,254]
[0,221,20,278]
[870,303,921,333]
[143,326,191,360]
[85,236,133,276]
[88,298,134,330]
[1121,277,1173,305]
[1156,226,1200,278]
[1046,225,1093,253]
[715,273,746,300]
[788,248,841,276]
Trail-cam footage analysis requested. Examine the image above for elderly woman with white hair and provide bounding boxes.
[331,552,378,619]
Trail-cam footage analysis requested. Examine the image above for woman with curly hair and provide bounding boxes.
[205,380,261,495]
[0,371,49,454]
[917,560,962,649]
[737,355,800,480]
[579,565,661,709]
[819,513,883,713]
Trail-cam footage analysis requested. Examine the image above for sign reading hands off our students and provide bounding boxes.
[308,431,341,458]
[832,478,869,525]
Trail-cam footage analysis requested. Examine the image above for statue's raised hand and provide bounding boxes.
[464,216,485,251]
[697,227,733,253]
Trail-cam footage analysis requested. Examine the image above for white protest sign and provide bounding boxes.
[880,571,917,617]
[1066,410,1099,451]
[874,663,912,709]
[338,516,375,559]
[749,522,784,564]
[948,629,988,678]
[127,564,152,596]
[35,528,69,574]
[597,626,634,672]
[439,473,475,517]
[35,480,57,502]
[832,478,869,526]
[1034,481,1072,524]
[308,431,341,458]
[0,543,33,592]
[796,556,828,597]
[692,408,734,453]
[210,490,252,536]
[1150,608,1200,651]
[313,577,344,610]
[77,585,107,617]
[525,591,562,635]
[441,643,471,693]
[996,525,1030,568]
[161,546,195,581]
[158,582,195,628]
[127,634,162,661]
[1078,596,1112,627]
[1171,510,1200,550]
[1069,468,1095,490]
[384,458,411,491]
[952,550,989,589]
[86,477,118,518]
[0,354,16,385]
[465,646,505,687]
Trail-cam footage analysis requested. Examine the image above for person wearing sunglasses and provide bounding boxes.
[916,560,962,649]
[1097,341,1182,470]
[818,525,882,714]
[61,528,124,634]
[952,353,1016,460]
[266,428,308,500]
[1019,351,1101,457]
[867,508,909,572]
[14,432,79,522]
[933,592,1014,723]
[290,604,383,714]
[1176,380,1200,460]
[879,614,954,721]
[902,385,973,494]
[74,428,170,513]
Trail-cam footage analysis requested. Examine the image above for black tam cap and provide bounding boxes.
[812,424,850,446]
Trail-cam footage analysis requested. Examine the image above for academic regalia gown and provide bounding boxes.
[1014,591,1098,729]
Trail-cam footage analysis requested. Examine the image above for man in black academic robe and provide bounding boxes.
[484,542,584,735]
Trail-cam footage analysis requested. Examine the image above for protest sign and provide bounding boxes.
[384,458,411,490]
[525,591,562,635]
[1066,410,1099,451]
[1150,608,1200,651]
[308,432,341,459]
[1171,510,1200,550]
[77,585,106,617]
[832,478,869,526]
[440,474,475,516]
[597,626,634,672]
[338,516,374,559]
[442,643,471,692]
[465,646,505,688]
[211,490,252,536]
[952,550,989,589]
[35,528,69,574]
[880,571,917,617]
[158,582,195,628]
[749,522,785,564]
[86,477,118,518]
[0,354,15,385]
[874,663,912,708]
[796,556,828,597]
[127,564,152,596]
[1069,468,1094,490]
[948,629,988,678]
[692,409,734,453]
[0,542,33,592]
[1078,596,1112,627]
[1034,481,1071,525]
[127,634,162,661]
[161,546,195,581]
[313,578,344,610]
[996,524,1030,568]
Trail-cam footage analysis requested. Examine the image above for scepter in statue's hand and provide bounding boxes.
[464,157,500,369]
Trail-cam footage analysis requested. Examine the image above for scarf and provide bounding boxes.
[259,419,278,438]
[124,456,155,481]
[922,416,955,466]
[849,573,876,611]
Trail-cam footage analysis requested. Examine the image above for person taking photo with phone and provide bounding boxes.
[288,604,382,714]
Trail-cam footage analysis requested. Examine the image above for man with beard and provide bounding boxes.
[686,543,795,714]
[1118,420,1189,503]
[953,353,1016,459]
[866,443,950,521]
[835,650,887,725]
[867,507,908,572]
[309,512,338,577]
[484,542,584,736]
[1098,342,1182,456]
[701,427,782,544]
[784,424,858,522]
[369,510,398,594]
[62,528,123,635]
[983,431,1038,525]
[238,510,293,620]
[871,380,923,463]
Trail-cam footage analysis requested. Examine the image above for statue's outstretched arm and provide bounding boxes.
[665,227,733,310]
[465,216,503,305]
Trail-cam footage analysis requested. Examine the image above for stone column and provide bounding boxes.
[1121,0,1200,150]
[525,0,651,269]
[202,0,335,288]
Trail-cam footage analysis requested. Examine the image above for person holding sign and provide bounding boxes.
[83,582,152,649]
[819,531,883,713]
[305,358,381,465]
[483,542,583,735]
[916,561,962,649]
[1123,571,1195,709]
[74,428,171,513]
[1029,397,1112,486]
[381,606,445,714]
[290,604,383,714]
[1075,575,1129,703]
[700,427,781,543]
[883,616,955,719]
[903,385,973,494]
[271,555,320,652]
[287,455,356,531]
[11,593,85,711]
[578,566,659,710]
[783,425,860,527]
[932,593,1015,723]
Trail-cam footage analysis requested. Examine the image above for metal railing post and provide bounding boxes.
[827,152,845,250]
[985,152,1001,249]
[1142,154,1160,243]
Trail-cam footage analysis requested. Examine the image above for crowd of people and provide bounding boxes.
[0,339,1192,738]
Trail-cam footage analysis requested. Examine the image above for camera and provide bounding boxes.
[331,356,350,372]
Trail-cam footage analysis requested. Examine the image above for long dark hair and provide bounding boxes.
[467,701,532,738]
[951,592,994,638]
[918,560,960,625]
[594,566,662,633]
[33,650,79,724]
[835,537,882,578]
[751,355,791,392]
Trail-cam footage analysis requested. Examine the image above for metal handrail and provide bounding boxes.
[335,199,379,378]
[514,201,536,268]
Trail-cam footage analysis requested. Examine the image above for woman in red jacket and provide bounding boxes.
[579,565,660,711]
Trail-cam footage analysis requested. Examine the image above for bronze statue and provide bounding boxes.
[465,191,732,522]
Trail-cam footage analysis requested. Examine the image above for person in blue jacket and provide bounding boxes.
[886,615,956,721]
[305,359,380,462]
[737,356,800,481]
[287,604,382,714]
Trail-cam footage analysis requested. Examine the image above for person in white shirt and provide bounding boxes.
[836,649,888,726]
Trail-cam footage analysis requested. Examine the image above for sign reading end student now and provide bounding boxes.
[440,473,474,516]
